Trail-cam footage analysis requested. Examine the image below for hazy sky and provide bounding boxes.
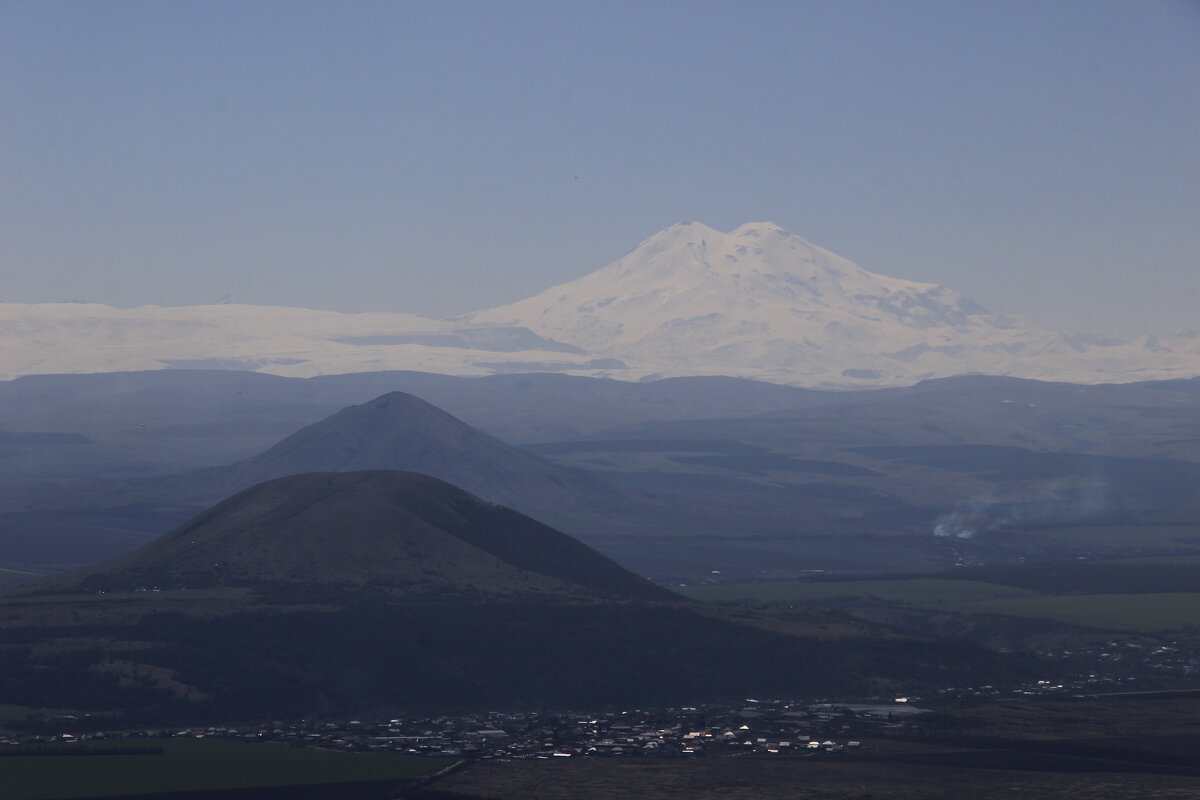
[2,0,1197,336]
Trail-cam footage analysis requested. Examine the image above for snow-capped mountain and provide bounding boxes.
[1,221,1196,386]
[464,221,1200,386]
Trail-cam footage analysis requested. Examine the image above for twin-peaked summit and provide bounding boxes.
[469,221,987,351]
[465,220,1161,386]
[464,220,1143,386]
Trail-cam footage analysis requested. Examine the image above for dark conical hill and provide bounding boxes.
[4,392,623,529]
[227,392,620,515]
[66,470,671,601]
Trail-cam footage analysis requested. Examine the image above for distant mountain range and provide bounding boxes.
[4,222,1197,387]
[5,373,1200,578]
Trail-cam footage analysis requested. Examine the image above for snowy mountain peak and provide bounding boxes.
[618,219,871,288]
[466,221,973,353]
[462,220,1195,386]
[628,221,721,258]
[730,221,786,236]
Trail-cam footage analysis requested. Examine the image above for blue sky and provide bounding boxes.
[2,0,1197,335]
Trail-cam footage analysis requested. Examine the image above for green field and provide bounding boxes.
[687,577,1200,632]
[0,738,450,800]
[956,592,1200,632]
[683,578,1038,606]
[1030,524,1200,548]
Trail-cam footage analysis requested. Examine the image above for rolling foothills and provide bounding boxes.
[2,371,1200,577]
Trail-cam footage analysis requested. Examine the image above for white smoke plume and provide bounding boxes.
[932,481,1112,539]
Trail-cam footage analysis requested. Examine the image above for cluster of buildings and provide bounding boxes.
[928,640,1200,702]
[1040,640,1200,679]
[1,699,927,760]
[8,648,1195,758]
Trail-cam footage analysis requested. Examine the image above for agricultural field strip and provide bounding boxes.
[685,579,1040,605]
[956,594,1200,632]
[1,738,449,800]
[687,580,1200,632]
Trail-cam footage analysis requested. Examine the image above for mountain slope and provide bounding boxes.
[59,471,671,601]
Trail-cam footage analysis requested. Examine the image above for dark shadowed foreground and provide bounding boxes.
[0,471,1025,725]
[428,750,1200,800]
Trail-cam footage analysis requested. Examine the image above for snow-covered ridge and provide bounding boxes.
[2,222,1197,386]
[468,221,994,346]
[0,302,600,380]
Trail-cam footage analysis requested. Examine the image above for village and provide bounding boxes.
[0,700,914,761]
[4,639,1197,763]
[0,657,1171,762]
